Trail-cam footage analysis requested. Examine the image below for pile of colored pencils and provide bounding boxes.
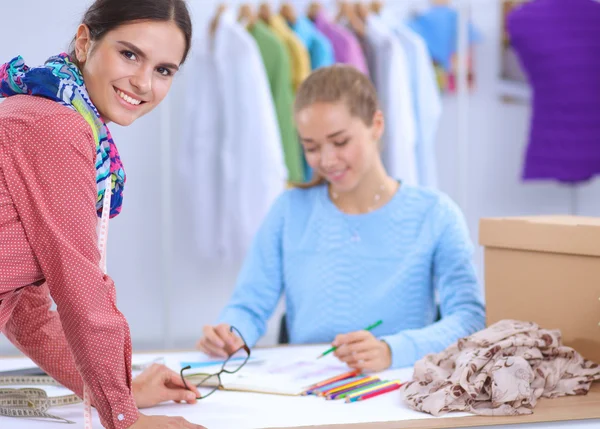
[302,370,403,403]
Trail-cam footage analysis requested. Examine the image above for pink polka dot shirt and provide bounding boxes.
[0,95,138,429]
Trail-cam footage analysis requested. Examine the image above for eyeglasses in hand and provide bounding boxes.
[180,326,251,399]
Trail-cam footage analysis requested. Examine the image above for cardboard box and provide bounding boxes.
[479,216,600,363]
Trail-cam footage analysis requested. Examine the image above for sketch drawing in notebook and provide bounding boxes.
[188,352,351,396]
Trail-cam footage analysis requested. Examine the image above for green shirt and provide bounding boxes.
[249,21,304,183]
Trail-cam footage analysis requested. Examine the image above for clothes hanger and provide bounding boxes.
[238,3,257,28]
[210,4,227,37]
[370,0,384,14]
[280,3,297,25]
[258,2,272,22]
[339,1,365,37]
[335,1,349,22]
[308,2,322,21]
[431,0,451,6]
[356,2,371,21]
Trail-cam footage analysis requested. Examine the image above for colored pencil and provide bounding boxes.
[319,376,379,397]
[317,320,383,359]
[336,380,390,400]
[345,380,400,400]
[346,382,403,403]
[308,376,365,396]
[301,369,360,395]
[327,379,383,400]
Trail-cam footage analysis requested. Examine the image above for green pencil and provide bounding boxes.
[316,320,383,359]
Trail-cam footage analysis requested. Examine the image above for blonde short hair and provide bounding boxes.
[293,65,380,188]
[294,64,379,126]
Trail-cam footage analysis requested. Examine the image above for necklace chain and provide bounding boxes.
[331,183,389,213]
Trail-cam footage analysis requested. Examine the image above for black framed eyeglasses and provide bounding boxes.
[180,326,251,400]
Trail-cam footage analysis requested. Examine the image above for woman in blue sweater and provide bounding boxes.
[197,65,485,371]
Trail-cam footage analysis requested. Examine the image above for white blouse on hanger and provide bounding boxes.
[364,14,418,186]
[180,41,223,260]
[182,10,286,261]
[383,13,442,189]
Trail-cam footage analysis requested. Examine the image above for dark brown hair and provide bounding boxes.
[293,65,380,188]
[70,0,192,64]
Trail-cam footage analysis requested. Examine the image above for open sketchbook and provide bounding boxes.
[184,347,353,396]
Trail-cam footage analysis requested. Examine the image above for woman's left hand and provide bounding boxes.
[132,364,200,409]
[332,330,392,372]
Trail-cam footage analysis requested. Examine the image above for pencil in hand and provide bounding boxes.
[316,320,383,359]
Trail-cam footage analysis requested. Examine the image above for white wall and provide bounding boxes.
[1,0,599,355]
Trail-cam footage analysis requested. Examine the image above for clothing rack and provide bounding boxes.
[157,0,473,348]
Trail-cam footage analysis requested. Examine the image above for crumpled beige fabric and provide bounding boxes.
[402,320,600,416]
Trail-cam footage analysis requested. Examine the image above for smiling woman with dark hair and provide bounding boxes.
[0,1,204,428]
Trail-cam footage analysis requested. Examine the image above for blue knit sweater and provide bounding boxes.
[217,184,485,368]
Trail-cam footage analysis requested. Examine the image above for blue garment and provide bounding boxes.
[303,157,314,183]
[290,16,335,182]
[291,16,335,70]
[217,184,485,369]
[408,6,481,71]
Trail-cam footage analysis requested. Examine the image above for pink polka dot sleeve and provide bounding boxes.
[0,96,138,429]
[4,282,85,396]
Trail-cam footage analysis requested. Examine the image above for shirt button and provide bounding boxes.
[118,414,124,421]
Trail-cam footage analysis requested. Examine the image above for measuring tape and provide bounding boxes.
[0,375,82,424]
[0,356,163,426]
[83,175,113,429]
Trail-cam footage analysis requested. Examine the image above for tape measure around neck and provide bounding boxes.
[83,176,113,429]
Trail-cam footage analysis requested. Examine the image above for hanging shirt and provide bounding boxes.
[266,15,311,91]
[312,10,369,76]
[363,14,418,185]
[383,14,442,188]
[250,21,304,183]
[289,16,335,182]
[408,5,481,71]
[408,5,481,93]
[183,10,286,261]
[218,10,287,261]
[180,40,223,260]
[217,184,485,369]
[290,16,335,70]
[0,95,137,429]
[508,0,600,183]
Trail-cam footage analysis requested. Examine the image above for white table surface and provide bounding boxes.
[1,345,598,429]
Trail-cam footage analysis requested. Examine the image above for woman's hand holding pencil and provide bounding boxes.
[331,329,392,372]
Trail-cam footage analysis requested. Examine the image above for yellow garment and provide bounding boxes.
[267,15,311,91]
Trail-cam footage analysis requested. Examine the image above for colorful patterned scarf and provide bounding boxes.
[0,53,125,218]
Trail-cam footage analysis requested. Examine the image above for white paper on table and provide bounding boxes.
[217,356,352,395]
[185,345,352,395]
[0,346,480,429]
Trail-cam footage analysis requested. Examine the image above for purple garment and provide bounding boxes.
[313,11,369,76]
[508,0,600,183]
